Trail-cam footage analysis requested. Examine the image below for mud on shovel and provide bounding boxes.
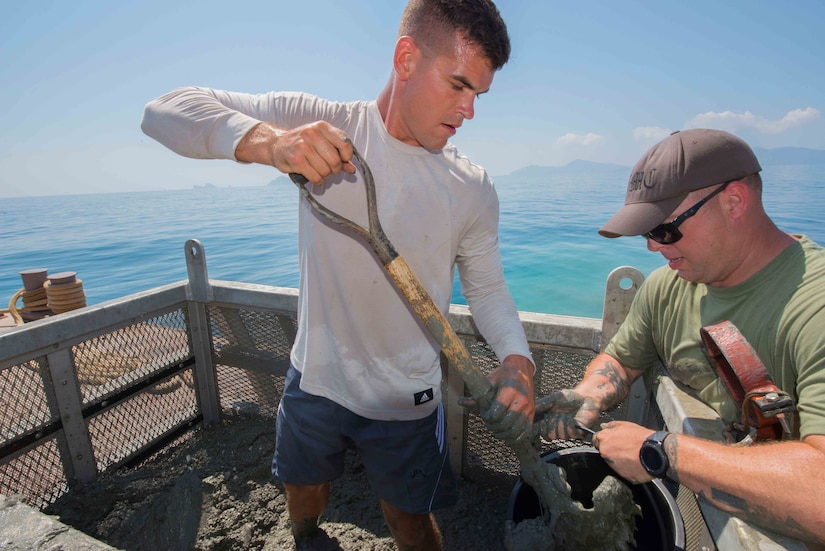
[290,147,637,550]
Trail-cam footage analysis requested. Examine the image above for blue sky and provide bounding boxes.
[2,0,823,198]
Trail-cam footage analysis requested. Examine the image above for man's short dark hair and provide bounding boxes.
[399,0,511,70]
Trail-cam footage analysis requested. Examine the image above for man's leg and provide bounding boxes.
[284,482,330,538]
[380,499,442,551]
[274,366,346,544]
[354,404,455,551]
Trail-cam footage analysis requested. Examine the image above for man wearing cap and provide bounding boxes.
[534,129,825,545]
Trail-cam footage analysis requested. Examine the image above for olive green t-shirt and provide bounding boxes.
[604,236,825,438]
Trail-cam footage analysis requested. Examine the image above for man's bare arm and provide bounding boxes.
[669,432,825,544]
[533,352,642,440]
[575,352,641,415]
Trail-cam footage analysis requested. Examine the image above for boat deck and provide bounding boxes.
[0,313,15,331]
[0,239,807,550]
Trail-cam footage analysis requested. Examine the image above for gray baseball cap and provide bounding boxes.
[599,129,762,238]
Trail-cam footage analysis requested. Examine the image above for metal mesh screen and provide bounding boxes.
[0,356,66,508]
[0,437,67,510]
[0,358,55,444]
[210,306,296,355]
[0,308,198,509]
[216,365,283,419]
[209,306,294,419]
[72,309,197,473]
[534,346,594,394]
[72,311,191,405]
[87,374,198,472]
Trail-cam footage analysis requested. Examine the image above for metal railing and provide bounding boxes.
[0,239,805,550]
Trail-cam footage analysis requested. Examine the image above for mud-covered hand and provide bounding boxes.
[532,389,601,441]
[458,354,535,443]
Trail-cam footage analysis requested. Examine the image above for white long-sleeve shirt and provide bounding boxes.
[142,86,532,421]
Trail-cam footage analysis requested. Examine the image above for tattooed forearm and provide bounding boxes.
[591,359,630,409]
[578,398,600,419]
[703,488,821,544]
[710,488,748,512]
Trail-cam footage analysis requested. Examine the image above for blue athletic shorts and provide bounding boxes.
[272,365,458,514]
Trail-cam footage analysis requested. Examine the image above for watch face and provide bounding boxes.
[640,442,667,476]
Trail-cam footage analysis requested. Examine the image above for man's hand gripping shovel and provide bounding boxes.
[290,147,637,550]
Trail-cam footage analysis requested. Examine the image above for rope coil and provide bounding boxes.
[44,273,87,313]
[21,287,50,311]
[4,270,87,325]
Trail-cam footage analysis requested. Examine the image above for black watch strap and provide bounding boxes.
[639,430,670,478]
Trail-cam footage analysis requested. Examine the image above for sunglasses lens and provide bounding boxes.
[646,225,680,244]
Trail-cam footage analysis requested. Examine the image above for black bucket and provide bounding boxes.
[506,447,686,550]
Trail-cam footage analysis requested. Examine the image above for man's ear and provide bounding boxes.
[394,36,419,81]
[725,180,749,219]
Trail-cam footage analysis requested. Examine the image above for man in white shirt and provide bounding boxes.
[142,1,535,549]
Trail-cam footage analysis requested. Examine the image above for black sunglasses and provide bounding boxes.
[644,181,731,244]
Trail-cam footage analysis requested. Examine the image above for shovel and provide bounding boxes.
[289,146,637,550]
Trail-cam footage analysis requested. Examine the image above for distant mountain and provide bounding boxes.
[493,159,629,185]
[752,146,825,165]
[493,146,825,185]
[256,146,825,189]
[268,175,293,187]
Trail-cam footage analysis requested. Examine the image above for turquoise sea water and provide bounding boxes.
[1,164,823,320]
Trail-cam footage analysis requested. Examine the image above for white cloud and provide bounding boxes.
[555,132,605,146]
[633,126,672,142]
[686,107,820,134]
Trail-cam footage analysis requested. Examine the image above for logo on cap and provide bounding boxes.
[628,168,657,192]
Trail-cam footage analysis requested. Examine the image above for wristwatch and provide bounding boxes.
[639,430,671,478]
